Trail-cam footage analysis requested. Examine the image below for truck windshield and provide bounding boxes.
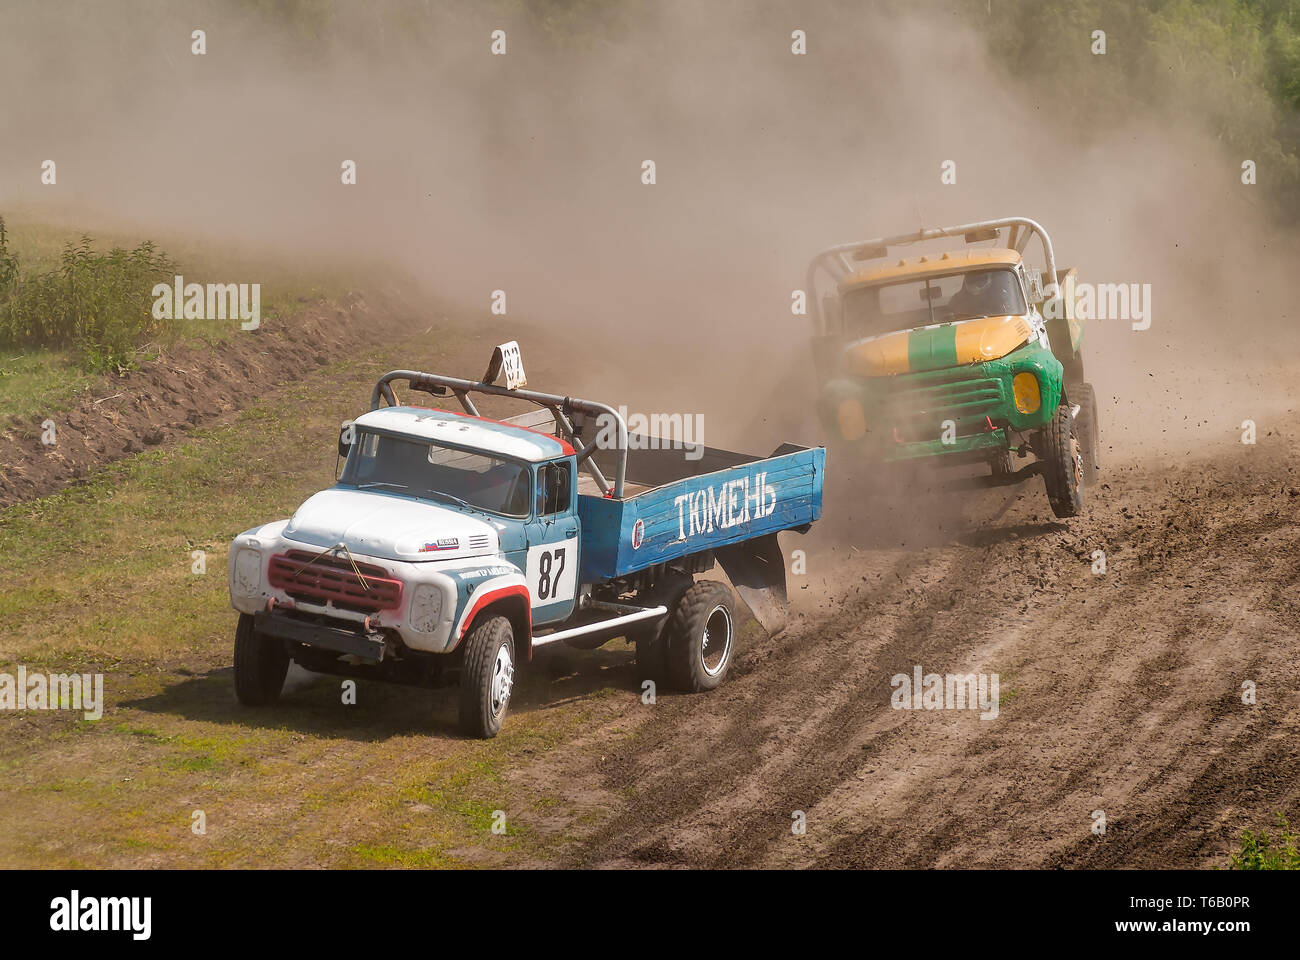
[340,430,532,518]
[841,267,1026,338]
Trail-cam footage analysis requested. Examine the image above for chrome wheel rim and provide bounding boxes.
[490,642,514,718]
[700,605,733,677]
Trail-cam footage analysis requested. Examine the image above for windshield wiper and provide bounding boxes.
[421,489,471,509]
[357,481,408,491]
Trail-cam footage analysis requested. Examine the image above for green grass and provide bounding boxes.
[0,314,608,869]
[0,348,100,422]
[0,356,384,667]
[1228,814,1300,870]
[349,843,466,869]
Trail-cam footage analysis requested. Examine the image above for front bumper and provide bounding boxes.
[253,610,387,663]
[886,427,1010,462]
[820,342,1064,462]
[227,522,466,654]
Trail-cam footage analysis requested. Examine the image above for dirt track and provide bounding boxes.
[508,438,1300,868]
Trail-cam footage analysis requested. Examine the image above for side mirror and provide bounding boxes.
[1024,266,1045,303]
[338,422,354,459]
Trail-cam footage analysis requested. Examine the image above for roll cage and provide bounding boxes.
[368,369,630,499]
[805,216,1060,336]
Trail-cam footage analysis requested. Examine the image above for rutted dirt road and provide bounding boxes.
[511,439,1300,868]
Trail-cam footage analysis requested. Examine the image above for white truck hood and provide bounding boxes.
[282,487,500,563]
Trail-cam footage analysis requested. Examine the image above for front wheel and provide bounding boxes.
[1039,404,1084,519]
[233,613,289,705]
[666,581,737,692]
[458,616,515,738]
[989,448,1013,479]
[1073,382,1101,486]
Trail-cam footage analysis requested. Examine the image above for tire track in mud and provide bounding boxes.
[811,523,1279,868]
[797,465,1298,868]
[1037,507,1300,868]
[526,444,1300,868]
[617,571,997,864]
[562,480,1080,867]
[563,548,946,866]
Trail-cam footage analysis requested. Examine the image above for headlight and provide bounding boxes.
[836,398,867,441]
[409,583,444,634]
[1012,372,1041,414]
[233,548,261,596]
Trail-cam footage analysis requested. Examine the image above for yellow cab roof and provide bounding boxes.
[839,248,1022,291]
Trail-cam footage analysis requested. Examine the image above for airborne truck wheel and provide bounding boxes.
[459,615,515,738]
[666,580,737,693]
[233,612,290,706]
[1039,403,1084,519]
[1073,381,1101,486]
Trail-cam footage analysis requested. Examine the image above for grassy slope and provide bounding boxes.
[0,210,361,421]
[0,317,628,868]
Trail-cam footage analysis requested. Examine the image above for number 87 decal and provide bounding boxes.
[526,542,575,606]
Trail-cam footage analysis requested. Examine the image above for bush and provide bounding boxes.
[0,217,18,299]
[0,221,177,373]
[1228,813,1300,869]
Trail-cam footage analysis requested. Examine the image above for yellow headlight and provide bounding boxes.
[1012,372,1041,414]
[837,399,868,441]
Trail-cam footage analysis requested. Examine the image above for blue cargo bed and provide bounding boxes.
[577,442,824,583]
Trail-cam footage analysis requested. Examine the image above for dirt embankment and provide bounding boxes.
[0,293,415,507]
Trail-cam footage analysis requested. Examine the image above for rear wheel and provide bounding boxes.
[1073,382,1101,486]
[632,629,669,686]
[630,574,694,687]
[666,581,737,692]
[233,613,289,705]
[1039,404,1084,518]
[458,616,515,739]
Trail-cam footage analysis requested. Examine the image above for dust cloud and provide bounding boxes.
[1,0,1295,462]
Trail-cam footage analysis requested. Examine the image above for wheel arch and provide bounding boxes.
[459,590,532,660]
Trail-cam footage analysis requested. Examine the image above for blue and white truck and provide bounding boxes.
[228,343,825,736]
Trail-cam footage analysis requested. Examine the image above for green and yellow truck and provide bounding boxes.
[807,217,1099,518]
